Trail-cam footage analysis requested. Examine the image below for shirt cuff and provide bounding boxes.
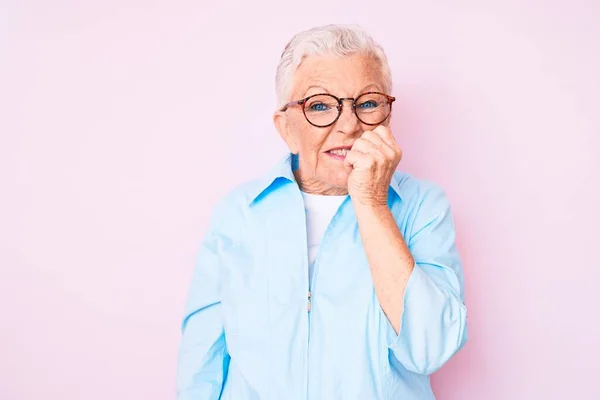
[385,262,423,347]
[384,263,467,375]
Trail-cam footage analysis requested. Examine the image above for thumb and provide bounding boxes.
[343,158,353,174]
[343,151,358,174]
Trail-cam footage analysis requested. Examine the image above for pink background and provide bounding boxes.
[1,1,599,399]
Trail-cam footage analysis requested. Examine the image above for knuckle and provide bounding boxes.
[374,125,388,136]
[363,131,376,140]
[355,138,367,147]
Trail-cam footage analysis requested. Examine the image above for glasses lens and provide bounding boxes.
[303,94,340,127]
[355,93,391,125]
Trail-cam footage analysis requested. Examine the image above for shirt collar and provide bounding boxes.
[248,153,404,206]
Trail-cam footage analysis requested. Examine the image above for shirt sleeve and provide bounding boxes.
[177,200,236,399]
[386,185,468,375]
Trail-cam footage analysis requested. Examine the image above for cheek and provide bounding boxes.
[295,124,330,154]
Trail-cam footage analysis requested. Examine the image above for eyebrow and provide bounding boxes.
[302,85,329,97]
[301,83,384,98]
[358,84,382,93]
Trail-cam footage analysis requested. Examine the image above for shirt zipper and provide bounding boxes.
[297,191,311,400]
[305,195,349,400]
[304,200,326,399]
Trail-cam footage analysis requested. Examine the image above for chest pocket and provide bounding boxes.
[220,241,266,349]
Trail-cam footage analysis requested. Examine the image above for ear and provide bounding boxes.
[273,110,299,154]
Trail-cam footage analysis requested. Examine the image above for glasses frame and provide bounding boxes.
[281,91,396,128]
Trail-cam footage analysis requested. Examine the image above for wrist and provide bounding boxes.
[352,201,391,217]
[350,192,388,209]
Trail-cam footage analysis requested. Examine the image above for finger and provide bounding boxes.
[373,125,397,148]
[351,137,381,156]
[373,125,403,162]
[360,130,386,148]
[344,148,373,170]
[343,149,358,171]
[361,131,396,159]
[351,138,387,167]
[352,138,391,168]
[343,149,356,170]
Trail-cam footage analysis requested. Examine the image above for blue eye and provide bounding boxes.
[309,102,330,112]
[358,100,378,109]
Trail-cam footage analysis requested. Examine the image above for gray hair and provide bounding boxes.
[275,24,392,109]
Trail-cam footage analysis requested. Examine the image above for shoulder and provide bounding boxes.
[392,170,452,213]
[391,171,458,245]
[207,177,264,230]
[213,177,264,213]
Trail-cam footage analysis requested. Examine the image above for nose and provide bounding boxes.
[335,99,360,135]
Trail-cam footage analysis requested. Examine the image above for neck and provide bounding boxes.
[294,169,348,196]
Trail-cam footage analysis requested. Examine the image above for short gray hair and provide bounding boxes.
[275,24,392,109]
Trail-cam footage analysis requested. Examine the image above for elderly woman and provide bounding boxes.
[177,24,468,399]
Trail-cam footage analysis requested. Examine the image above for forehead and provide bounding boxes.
[291,53,384,97]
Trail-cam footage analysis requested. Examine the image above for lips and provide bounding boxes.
[325,145,353,160]
[328,148,349,156]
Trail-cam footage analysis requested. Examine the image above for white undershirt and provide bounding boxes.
[300,191,347,287]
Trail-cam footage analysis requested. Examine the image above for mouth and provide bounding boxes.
[325,145,352,160]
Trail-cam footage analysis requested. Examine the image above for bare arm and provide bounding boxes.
[345,126,467,374]
[353,203,413,334]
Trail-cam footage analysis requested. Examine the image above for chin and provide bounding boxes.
[328,170,350,190]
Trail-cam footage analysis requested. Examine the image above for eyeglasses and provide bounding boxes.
[281,92,396,128]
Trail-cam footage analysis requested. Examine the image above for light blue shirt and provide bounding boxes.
[177,154,468,399]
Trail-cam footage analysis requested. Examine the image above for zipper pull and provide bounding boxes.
[307,290,312,312]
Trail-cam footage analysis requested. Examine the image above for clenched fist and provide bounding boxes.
[344,125,402,207]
